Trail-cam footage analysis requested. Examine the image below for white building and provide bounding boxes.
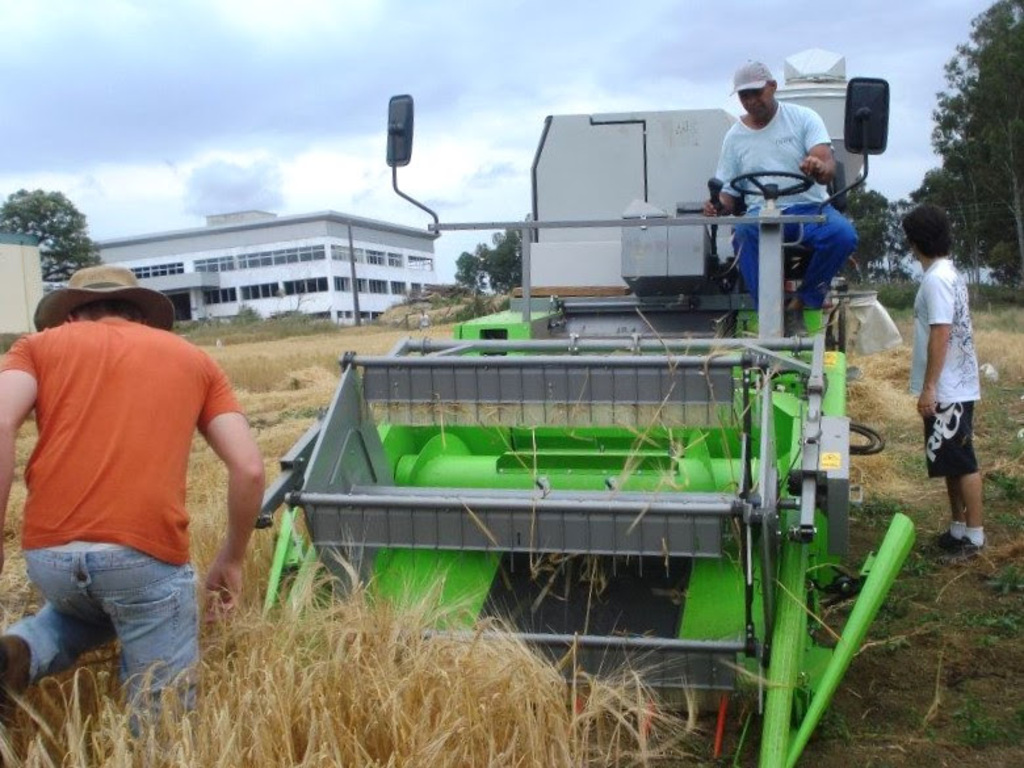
[0,234,44,335]
[97,210,438,324]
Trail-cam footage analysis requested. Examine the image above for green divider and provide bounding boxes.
[785,513,915,767]
[263,507,317,614]
[759,536,809,768]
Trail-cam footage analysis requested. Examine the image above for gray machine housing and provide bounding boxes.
[528,49,854,304]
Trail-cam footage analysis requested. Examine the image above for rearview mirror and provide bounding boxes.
[844,77,889,155]
[387,94,414,168]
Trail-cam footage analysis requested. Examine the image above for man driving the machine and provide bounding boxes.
[702,60,857,333]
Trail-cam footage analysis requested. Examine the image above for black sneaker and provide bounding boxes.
[935,530,965,552]
[941,537,984,564]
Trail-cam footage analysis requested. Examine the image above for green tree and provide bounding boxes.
[931,0,1024,285]
[480,229,522,294]
[0,189,100,281]
[457,229,522,294]
[911,167,987,283]
[455,250,486,293]
[845,187,891,278]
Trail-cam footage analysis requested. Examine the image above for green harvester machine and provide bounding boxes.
[259,64,914,766]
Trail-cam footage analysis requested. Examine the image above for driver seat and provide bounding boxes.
[711,158,847,287]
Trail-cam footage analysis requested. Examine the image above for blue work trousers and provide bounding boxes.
[732,203,857,309]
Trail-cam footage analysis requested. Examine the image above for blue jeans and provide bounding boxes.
[732,203,858,309]
[8,547,199,725]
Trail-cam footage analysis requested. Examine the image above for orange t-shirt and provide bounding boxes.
[1,318,242,564]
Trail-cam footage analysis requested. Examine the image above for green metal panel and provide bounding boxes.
[738,308,824,336]
[677,556,747,641]
[454,310,552,341]
[372,549,500,627]
[821,351,847,416]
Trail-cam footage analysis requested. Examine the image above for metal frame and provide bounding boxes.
[427,212,822,334]
[274,335,837,690]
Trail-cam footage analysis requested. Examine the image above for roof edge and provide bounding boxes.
[97,210,434,248]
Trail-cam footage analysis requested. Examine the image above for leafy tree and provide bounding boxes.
[455,250,486,293]
[931,0,1024,285]
[911,167,987,283]
[883,197,916,281]
[845,187,891,277]
[0,189,100,281]
[479,229,522,294]
[456,229,523,294]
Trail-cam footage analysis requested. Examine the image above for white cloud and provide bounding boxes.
[0,0,997,280]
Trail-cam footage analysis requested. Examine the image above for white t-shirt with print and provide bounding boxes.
[910,258,980,402]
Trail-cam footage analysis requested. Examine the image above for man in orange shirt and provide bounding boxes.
[0,265,265,728]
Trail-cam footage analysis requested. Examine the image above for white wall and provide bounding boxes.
[0,240,44,334]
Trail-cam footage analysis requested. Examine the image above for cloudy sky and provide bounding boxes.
[0,0,994,279]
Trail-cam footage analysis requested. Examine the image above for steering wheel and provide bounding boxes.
[730,171,814,202]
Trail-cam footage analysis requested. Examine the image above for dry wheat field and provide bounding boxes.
[1,310,1022,767]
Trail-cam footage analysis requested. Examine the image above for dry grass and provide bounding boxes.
[3,309,1021,766]
[847,312,1024,504]
[0,323,696,767]
[1,583,692,767]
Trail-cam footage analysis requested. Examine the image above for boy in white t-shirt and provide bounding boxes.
[902,204,984,561]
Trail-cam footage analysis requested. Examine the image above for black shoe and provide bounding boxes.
[935,530,965,552]
[0,635,30,693]
[940,537,984,564]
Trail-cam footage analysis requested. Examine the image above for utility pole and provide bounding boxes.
[347,222,361,326]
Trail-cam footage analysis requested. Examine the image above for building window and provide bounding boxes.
[410,282,423,294]
[368,279,388,294]
[356,278,368,293]
[282,277,329,295]
[390,281,406,295]
[195,256,236,273]
[387,252,403,268]
[238,246,325,270]
[240,282,280,301]
[334,276,351,292]
[132,262,184,279]
[238,252,273,269]
[366,250,385,266]
[407,254,434,271]
[203,288,238,305]
[329,246,366,264]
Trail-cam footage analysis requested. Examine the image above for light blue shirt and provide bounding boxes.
[716,101,831,209]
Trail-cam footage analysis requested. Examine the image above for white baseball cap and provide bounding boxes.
[732,61,775,93]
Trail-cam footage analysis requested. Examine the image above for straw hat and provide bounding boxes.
[34,265,175,331]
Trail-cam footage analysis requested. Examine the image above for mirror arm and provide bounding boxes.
[820,114,871,212]
[392,165,440,236]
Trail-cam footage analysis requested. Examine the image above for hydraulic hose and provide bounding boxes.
[849,422,885,456]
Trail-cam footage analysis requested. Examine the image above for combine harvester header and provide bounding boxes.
[260,51,913,766]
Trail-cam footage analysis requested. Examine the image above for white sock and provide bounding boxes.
[964,526,985,547]
[950,521,967,539]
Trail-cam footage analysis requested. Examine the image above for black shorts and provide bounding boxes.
[923,401,978,478]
